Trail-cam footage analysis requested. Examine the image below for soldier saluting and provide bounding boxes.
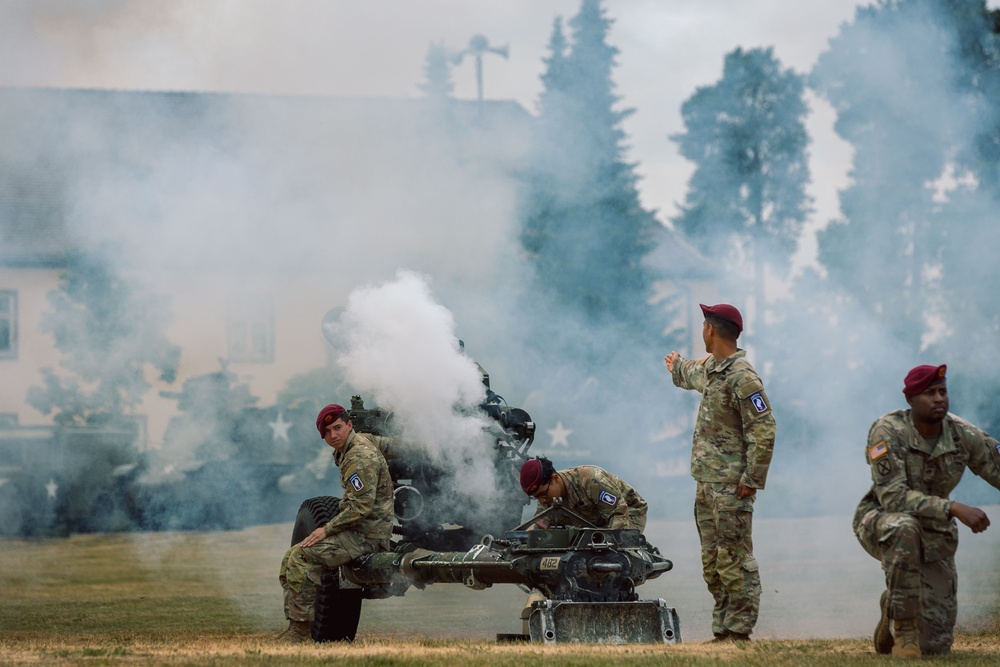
[854,364,1000,659]
[664,303,776,643]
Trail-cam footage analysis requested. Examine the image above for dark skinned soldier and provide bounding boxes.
[854,364,1000,659]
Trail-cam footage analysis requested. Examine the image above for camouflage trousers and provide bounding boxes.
[278,531,388,622]
[854,509,958,655]
[694,481,761,636]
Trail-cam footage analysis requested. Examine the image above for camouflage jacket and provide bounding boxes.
[854,410,1000,561]
[671,350,776,488]
[531,465,647,530]
[325,431,394,540]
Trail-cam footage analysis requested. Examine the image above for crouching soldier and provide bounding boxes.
[854,365,1000,658]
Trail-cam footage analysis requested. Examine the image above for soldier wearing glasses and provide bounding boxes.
[519,456,648,531]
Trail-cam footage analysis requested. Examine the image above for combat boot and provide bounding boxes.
[873,590,893,655]
[891,618,921,659]
[276,619,312,643]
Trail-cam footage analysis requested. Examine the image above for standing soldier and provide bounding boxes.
[277,403,394,643]
[854,364,1000,658]
[664,303,776,643]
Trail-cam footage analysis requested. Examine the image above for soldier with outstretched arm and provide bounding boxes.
[854,364,1000,659]
[664,303,776,643]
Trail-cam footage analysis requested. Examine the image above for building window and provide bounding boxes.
[0,291,17,359]
[227,294,274,363]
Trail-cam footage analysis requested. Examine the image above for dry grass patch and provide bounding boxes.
[2,522,998,666]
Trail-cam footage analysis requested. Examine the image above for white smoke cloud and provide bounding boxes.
[332,270,501,500]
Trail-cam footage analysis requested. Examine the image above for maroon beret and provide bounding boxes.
[700,303,743,334]
[902,364,947,397]
[520,459,543,495]
[315,404,347,436]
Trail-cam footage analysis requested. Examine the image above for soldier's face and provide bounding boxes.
[532,474,565,507]
[702,320,713,354]
[908,382,948,424]
[324,418,353,451]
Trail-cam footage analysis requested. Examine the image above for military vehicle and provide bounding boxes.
[0,349,534,538]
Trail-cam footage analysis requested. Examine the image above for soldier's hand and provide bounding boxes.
[950,502,990,533]
[736,482,757,500]
[664,352,681,372]
[300,526,328,548]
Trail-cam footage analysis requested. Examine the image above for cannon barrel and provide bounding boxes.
[343,526,673,602]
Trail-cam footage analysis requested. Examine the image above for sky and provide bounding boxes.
[0,0,873,270]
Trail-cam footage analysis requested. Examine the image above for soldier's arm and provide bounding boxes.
[670,356,709,393]
[587,474,631,529]
[960,423,1000,491]
[324,452,379,535]
[736,375,775,489]
[946,422,1000,533]
[867,422,952,520]
[528,502,552,530]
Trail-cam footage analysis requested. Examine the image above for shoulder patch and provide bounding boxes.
[599,490,617,506]
[348,472,364,492]
[869,441,893,480]
[994,442,1000,456]
[748,391,768,413]
[869,441,888,461]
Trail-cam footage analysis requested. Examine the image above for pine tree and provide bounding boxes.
[419,41,453,99]
[671,46,811,335]
[26,247,180,425]
[520,0,660,330]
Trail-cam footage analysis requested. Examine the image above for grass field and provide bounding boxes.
[2,514,999,666]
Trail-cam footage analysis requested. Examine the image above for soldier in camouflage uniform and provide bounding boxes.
[277,403,394,643]
[517,456,649,634]
[519,456,648,531]
[854,364,1000,659]
[664,303,775,643]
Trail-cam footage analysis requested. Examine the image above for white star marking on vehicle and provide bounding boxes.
[547,421,573,448]
[45,478,58,500]
[269,411,292,443]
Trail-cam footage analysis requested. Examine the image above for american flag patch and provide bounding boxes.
[869,441,888,461]
[349,472,364,491]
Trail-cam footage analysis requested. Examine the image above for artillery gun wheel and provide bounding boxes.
[290,496,364,642]
[290,496,342,545]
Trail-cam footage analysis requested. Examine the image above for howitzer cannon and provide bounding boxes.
[294,499,682,644]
